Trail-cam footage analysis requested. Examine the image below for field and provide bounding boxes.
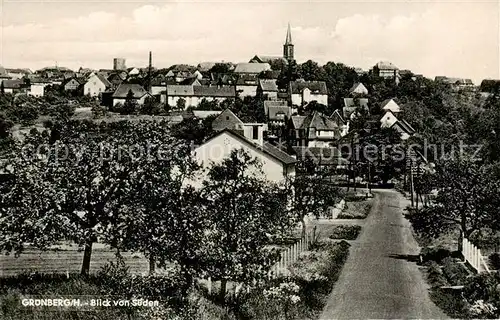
[0,243,151,277]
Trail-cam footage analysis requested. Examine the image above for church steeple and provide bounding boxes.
[283,23,294,62]
[285,23,292,45]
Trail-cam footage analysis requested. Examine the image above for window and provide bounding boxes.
[226,116,229,120]
[252,126,259,140]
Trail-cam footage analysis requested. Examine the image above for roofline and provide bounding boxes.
[198,128,296,165]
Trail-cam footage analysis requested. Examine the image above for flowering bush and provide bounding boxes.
[263,281,301,305]
[289,251,328,282]
[469,300,498,318]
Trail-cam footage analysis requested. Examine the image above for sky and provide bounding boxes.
[0,0,499,83]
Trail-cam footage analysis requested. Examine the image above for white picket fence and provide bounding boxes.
[462,238,491,273]
[267,228,314,279]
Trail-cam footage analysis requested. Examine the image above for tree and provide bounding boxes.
[287,158,342,237]
[209,63,231,74]
[171,116,214,145]
[0,120,150,275]
[121,90,137,115]
[299,60,326,81]
[196,98,220,111]
[104,123,203,290]
[406,157,500,250]
[176,98,186,111]
[7,103,39,126]
[201,149,292,299]
[48,103,76,122]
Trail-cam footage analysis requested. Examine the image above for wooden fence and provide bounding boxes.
[203,228,316,295]
[267,228,314,279]
[462,238,491,273]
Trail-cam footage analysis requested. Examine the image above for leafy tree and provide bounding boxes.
[48,103,76,122]
[299,60,326,81]
[138,96,159,115]
[406,157,500,250]
[171,116,214,145]
[287,158,342,237]
[91,103,107,119]
[196,98,220,111]
[209,63,231,74]
[0,120,151,275]
[7,103,39,126]
[201,149,292,299]
[121,90,137,115]
[176,98,186,111]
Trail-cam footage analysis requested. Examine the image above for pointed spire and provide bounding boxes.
[285,23,292,45]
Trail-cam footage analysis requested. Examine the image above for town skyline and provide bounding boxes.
[1,0,499,83]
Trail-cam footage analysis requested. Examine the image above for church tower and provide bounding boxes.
[283,23,294,62]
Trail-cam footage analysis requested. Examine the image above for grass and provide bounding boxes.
[328,225,362,240]
[337,198,374,219]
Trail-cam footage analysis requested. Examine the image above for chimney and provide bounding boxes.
[147,51,152,93]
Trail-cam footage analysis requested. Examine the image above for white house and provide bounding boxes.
[381,98,400,113]
[373,61,399,79]
[84,74,111,97]
[289,80,328,106]
[236,75,259,97]
[112,83,152,106]
[380,110,415,140]
[191,128,296,187]
[28,78,50,97]
[166,85,235,108]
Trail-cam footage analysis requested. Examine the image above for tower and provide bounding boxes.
[113,58,126,71]
[283,23,294,62]
[147,51,152,93]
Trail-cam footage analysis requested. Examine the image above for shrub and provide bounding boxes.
[429,288,468,319]
[420,246,453,264]
[469,300,498,319]
[489,253,500,270]
[328,225,361,240]
[463,272,500,306]
[337,200,372,219]
[426,261,448,288]
[441,257,469,286]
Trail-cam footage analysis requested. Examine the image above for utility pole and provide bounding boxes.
[147,51,152,93]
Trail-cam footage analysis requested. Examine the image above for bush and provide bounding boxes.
[429,287,469,319]
[441,257,469,286]
[420,246,454,264]
[463,272,500,306]
[426,261,448,288]
[337,200,372,219]
[328,225,361,240]
[489,253,500,270]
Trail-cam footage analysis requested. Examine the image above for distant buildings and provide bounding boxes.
[380,110,415,140]
[373,61,399,80]
[233,63,271,75]
[289,80,328,106]
[380,98,401,113]
[435,76,475,91]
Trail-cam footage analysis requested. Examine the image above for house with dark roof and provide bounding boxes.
[63,78,83,92]
[165,85,236,109]
[329,109,349,137]
[288,111,342,147]
[258,79,279,100]
[289,80,328,106]
[84,73,111,97]
[112,83,152,106]
[435,76,475,91]
[264,100,291,139]
[249,55,287,66]
[1,79,26,94]
[211,109,244,132]
[6,68,32,79]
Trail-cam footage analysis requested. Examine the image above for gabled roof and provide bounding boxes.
[289,80,328,95]
[291,115,306,129]
[264,101,291,121]
[179,77,201,86]
[249,55,286,64]
[88,73,112,88]
[234,63,271,74]
[197,62,217,72]
[397,119,416,134]
[381,98,400,112]
[212,109,244,131]
[112,83,149,98]
[349,82,368,95]
[236,74,259,86]
[330,109,346,126]
[202,128,296,165]
[301,111,340,131]
[259,79,278,92]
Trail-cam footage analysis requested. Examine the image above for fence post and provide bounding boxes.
[478,248,482,273]
[208,277,212,295]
